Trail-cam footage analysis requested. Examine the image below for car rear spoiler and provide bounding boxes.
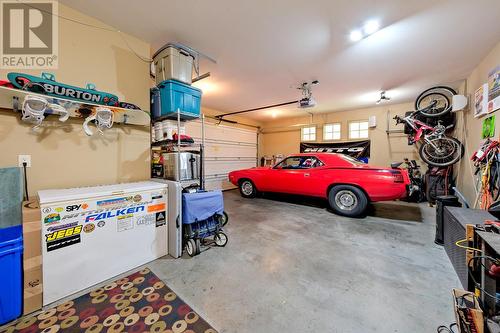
[391,162,403,169]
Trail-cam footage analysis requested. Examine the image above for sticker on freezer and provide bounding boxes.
[147,203,166,213]
[44,213,61,225]
[96,197,131,207]
[45,225,82,252]
[155,211,166,227]
[117,214,134,232]
[65,203,88,212]
[85,205,145,222]
[136,215,155,226]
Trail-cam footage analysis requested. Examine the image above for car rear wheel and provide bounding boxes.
[239,179,257,198]
[328,185,368,217]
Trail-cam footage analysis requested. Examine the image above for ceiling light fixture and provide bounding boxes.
[349,30,363,42]
[350,19,381,42]
[376,91,391,104]
[363,20,380,35]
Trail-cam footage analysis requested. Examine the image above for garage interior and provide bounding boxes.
[0,1,500,333]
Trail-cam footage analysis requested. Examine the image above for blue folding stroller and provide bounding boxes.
[182,190,228,256]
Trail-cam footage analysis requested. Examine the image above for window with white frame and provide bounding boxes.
[349,120,369,139]
[301,126,316,141]
[323,123,341,140]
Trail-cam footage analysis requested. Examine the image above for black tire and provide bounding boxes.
[328,185,368,217]
[416,92,451,117]
[490,161,500,202]
[214,232,228,247]
[239,179,257,198]
[419,137,464,167]
[186,239,197,257]
[415,86,456,117]
[195,239,201,254]
[216,211,229,227]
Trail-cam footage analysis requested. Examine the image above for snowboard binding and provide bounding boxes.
[83,107,114,136]
[22,95,69,129]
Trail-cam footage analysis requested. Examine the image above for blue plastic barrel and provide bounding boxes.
[0,225,23,325]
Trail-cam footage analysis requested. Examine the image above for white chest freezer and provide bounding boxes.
[38,181,168,305]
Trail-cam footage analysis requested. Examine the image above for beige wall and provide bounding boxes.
[455,41,500,206]
[0,4,151,196]
[260,102,422,168]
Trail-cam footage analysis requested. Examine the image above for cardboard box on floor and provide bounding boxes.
[22,199,42,315]
[453,289,484,333]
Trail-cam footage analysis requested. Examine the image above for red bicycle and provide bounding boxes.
[394,108,463,167]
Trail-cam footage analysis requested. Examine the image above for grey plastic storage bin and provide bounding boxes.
[153,45,194,85]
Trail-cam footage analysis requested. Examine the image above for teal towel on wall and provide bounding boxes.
[0,167,23,228]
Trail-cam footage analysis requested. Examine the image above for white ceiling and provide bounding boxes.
[60,0,500,122]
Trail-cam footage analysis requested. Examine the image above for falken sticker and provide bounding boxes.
[155,211,166,227]
[85,206,145,222]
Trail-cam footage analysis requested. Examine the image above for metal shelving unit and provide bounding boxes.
[150,108,205,187]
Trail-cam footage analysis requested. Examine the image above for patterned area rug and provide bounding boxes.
[1,268,217,333]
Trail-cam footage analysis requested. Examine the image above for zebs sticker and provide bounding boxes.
[45,225,82,252]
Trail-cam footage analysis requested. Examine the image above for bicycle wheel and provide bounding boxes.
[489,160,500,202]
[419,137,463,167]
[415,86,456,117]
[416,92,451,117]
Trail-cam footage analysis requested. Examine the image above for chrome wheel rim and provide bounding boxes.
[186,241,194,255]
[241,181,253,196]
[214,233,227,246]
[335,190,357,211]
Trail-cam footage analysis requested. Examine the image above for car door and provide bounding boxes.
[289,156,325,196]
[269,156,323,195]
[264,156,301,193]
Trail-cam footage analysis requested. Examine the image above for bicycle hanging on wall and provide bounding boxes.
[393,86,464,167]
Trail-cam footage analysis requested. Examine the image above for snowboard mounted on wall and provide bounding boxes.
[1,73,149,126]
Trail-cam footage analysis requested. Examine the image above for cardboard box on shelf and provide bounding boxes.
[22,198,42,315]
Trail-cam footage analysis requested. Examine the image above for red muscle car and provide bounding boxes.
[228,153,410,217]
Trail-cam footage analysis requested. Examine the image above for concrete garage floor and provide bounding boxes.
[148,190,461,333]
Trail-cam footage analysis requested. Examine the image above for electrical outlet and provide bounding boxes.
[18,155,31,167]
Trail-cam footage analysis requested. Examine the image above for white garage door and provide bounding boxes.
[186,120,258,190]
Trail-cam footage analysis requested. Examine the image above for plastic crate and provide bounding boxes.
[0,225,23,325]
[152,45,194,85]
[156,80,202,120]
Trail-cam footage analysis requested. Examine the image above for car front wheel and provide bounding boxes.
[239,179,257,198]
[328,185,368,217]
